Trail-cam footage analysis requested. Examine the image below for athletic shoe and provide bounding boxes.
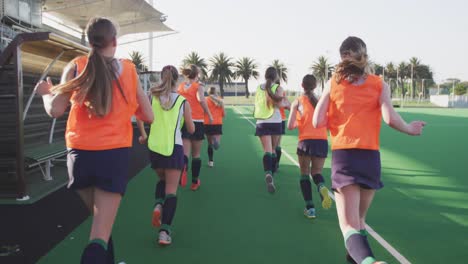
[180,166,187,188]
[265,173,276,193]
[152,204,162,227]
[190,179,201,191]
[304,207,316,218]
[319,186,333,209]
[213,140,220,150]
[158,231,172,245]
[208,161,214,167]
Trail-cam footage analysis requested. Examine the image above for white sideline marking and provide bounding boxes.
[233,106,411,264]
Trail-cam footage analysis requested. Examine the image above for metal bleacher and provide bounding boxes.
[0,32,88,199]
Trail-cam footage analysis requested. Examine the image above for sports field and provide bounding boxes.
[39,106,468,264]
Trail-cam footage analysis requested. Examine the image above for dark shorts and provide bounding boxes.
[331,149,383,191]
[255,122,282,136]
[67,148,130,195]
[182,121,205,140]
[297,139,328,158]
[281,121,286,135]
[149,145,184,170]
[205,124,223,135]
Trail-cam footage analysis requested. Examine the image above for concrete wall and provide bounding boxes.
[430,95,468,108]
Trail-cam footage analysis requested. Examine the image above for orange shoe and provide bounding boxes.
[180,167,187,187]
[190,179,201,191]
[152,204,162,227]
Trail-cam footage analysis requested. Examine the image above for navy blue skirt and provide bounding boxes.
[255,122,282,136]
[149,145,185,170]
[182,121,205,140]
[281,121,286,135]
[205,124,223,135]
[67,147,130,195]
[297,139,328,158]
[331,149,383,191]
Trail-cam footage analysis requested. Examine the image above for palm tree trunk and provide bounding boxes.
[244,78,249,98]
[219,79,225,98]
[321,79,325,93]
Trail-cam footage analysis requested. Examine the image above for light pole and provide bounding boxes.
[148,0,168,70]
[410,63,414,100]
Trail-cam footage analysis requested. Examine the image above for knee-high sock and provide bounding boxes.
[262,152,273,174]
[191,158,201,183]
[312,174,325,189]
[360,229,374,257]
[300,175,314,209]
[275,146,282,164]
[208,145,214,162]
[161,194,177,233]
[155,180,166,205]
[184,155,189,171]
[345,230,376,264]
[106,236,114,264]
[80,239,107,264]
[272,153,277,173]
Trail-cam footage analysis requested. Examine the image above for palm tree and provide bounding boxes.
[397,62,410,97]
[408,57,422,98]
[209,52,234,97]
[182,51,209,80]
[234,57,259,98]
[129,51,148,72]
[371,62,384,76]
[270,59,288,83]
[385,62,397,96]
[385,62,396,78]
[310,56,334,92]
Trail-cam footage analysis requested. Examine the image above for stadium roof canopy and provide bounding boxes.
[42,0,173,37]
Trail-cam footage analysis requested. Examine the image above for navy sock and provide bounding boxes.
[155,180,165,205]
[106,236,114,264]
[361,229,374,258]
[300,175,314,209]
[312,174,325,187]
[192,158,201,183]
[161,194,177,233]
[272,153,278,173]
[80,240,107,264]
[184,155,189,171]
[262,152,273,174]
[275,146,282,165]
[208,145,214,162]
[345,230,376,264]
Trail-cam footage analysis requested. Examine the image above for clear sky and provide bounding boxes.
[115,0,468,91]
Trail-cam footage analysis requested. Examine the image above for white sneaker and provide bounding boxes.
[208,161,214,167]
[158,231,172,245]
[265,173,276,193]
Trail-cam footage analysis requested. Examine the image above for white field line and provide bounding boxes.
[233,106,411,264]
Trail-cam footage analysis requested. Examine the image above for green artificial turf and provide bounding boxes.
[39,107,468,263]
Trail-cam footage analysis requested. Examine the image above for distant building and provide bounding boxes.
[204,82,247,96]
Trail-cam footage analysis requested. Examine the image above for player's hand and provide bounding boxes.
[35,77,53,96]
[138,135,148,144]
[209,115,214,124]
[406,121,426,136]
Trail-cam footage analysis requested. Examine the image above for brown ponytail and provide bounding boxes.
[302,74,318,107]
[51,17,123,117]
[264,67,283,108]
[150,65,179,110]
[335,36,371,84]
[208,87,223,107]
[182,64,199,80]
